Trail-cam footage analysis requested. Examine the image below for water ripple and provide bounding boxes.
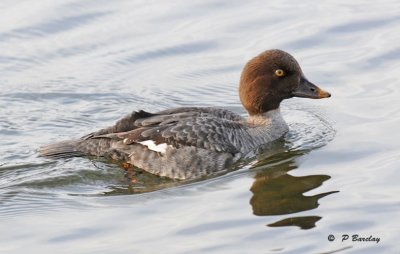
[123,41,218,64]
[0,11,110,41]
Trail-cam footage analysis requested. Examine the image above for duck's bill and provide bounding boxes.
[292,76,331,99]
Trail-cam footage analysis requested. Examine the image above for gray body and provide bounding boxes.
[40,107,288,179]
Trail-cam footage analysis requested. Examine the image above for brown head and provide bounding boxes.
[239,49,330,115]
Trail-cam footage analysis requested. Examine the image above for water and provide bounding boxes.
[1,0,399,253]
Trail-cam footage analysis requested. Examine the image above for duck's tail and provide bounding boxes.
[39,140,86,159]
[39,138,118,159]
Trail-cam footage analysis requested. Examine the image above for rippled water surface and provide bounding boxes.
[1,1,399,253]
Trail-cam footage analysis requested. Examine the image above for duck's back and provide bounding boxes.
[40,107,253,179]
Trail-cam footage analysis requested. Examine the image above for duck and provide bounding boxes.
[39,49,331,180]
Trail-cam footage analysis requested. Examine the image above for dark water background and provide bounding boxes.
[0,1,399,253]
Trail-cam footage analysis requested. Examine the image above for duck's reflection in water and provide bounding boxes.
[101,143,337,231]
[250,149,338,230]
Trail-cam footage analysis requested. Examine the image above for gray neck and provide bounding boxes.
[247,108,286,126]
[244,108,289,151]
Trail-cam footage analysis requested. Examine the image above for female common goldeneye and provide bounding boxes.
[40,49,331,180]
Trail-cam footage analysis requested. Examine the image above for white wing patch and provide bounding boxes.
[138,140,171,154]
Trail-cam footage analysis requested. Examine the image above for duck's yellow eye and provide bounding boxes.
[275,69,285,77]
